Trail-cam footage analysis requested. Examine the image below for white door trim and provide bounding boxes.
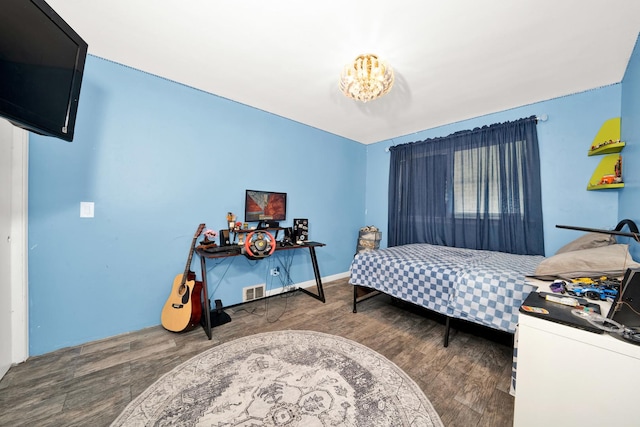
[11,127,28,364]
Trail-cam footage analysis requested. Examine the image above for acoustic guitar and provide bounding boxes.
[161,223,205,332]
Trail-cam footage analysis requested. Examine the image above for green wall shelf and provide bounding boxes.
[587,118,624,190]
[588,141,625,156]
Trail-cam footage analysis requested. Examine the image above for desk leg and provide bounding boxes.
[200,256,212,340]
[297,245,326,303]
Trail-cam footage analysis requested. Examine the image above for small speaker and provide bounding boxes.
[219,229,230,246]
[293,218,309,244]
[608,267,640,329]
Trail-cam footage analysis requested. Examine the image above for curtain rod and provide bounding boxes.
[384,114,549,152]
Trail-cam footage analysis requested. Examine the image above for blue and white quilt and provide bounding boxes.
[349,243,544,333]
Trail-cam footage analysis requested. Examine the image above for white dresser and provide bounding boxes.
[514,302,640,427]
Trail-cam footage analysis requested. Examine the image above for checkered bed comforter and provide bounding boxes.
[349,243,544,333]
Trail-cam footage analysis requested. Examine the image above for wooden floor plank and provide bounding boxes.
[476,387,516,427]
[0,278,516,426]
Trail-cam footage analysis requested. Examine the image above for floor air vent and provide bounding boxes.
[243,284,265,302]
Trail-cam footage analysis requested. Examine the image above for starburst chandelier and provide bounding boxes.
[339,54,394,102]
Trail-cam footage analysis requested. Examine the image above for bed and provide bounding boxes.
[349,243,545,346]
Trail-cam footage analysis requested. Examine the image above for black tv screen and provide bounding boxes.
[245,190,287,223]
[0,0,88,142]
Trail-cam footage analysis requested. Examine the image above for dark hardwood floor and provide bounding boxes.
[0,278,516,426]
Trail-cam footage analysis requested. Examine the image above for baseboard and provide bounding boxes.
[293,271,350,291]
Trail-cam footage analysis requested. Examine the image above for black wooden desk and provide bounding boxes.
[195,241,326,339]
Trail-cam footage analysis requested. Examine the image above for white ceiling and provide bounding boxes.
[47,0,640,144]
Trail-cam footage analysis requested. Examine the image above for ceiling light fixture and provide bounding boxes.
[339,54,394,103]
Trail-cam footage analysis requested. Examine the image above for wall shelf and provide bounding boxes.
[587,118,624,190]
[587,182,625,191]
[588,141,625,156]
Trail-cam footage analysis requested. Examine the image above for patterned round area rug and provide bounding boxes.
[111,330,443,427]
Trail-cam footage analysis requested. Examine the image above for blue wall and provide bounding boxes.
[620,35,640,259]
[28,56,366,355]
[29,46,639,356]
[365,86,623,255]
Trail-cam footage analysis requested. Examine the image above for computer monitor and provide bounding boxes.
[244,190,287,227]
[607,267,640,329]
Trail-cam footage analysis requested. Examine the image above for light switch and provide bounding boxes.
[80,202,94,218]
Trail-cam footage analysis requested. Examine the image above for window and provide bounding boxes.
[388,116,544,255]
[453,140,525,218]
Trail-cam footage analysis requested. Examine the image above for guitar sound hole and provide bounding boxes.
[181,286,190,304]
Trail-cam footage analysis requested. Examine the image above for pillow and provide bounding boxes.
[535,244,640,278]
[555,232,616,255]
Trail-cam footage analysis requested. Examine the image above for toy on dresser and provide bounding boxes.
[548,277,620,301]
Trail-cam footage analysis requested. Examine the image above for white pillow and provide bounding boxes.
[555,232,616,255]
[536,244,640,278]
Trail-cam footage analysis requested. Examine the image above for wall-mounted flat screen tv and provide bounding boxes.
[245,190,287,223]
[0,0,88,142]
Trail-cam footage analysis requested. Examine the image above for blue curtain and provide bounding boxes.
[388,116,544,255]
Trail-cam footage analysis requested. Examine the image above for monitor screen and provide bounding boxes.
[245,190,287,223]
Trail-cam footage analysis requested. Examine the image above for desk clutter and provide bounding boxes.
[521,268,640,345]
[193,214,310,260]
[520,291,604,334]
[199,244,242,255]
[547,276,620,301]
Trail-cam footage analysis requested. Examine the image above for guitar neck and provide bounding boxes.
[182,224,205,283]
